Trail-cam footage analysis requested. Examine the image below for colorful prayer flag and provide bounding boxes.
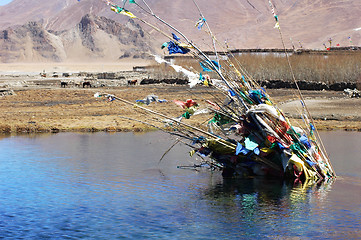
[111,6,136,18]
[195,18,206,30]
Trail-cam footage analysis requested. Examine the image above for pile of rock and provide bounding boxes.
[344,88,360,98]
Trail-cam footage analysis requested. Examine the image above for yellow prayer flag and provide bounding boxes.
[189,150,196,157]
[111,6,136,19]
[178,43,193,49]
[121,9,136,18]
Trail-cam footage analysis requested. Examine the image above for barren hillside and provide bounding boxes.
[0,0,360,62]
[0,14,152,62]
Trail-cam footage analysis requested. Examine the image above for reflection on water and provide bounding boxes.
[0,131,360,239]
[320,131,361,178]
[200,177,337,238]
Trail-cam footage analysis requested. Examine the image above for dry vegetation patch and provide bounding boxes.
[0,86,360,133]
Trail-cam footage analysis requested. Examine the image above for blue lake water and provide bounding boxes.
[0,131,360,239]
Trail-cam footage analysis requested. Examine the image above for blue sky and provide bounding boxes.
[0,0,13,6]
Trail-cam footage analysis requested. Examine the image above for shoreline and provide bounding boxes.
[1,122,360,134]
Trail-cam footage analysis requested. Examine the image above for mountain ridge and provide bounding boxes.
[0,0,360,62]
[0,14,153,63]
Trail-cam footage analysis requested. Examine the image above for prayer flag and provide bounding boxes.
[172,33,180,41]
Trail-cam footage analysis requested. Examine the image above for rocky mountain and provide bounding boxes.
[0,14,153,62]
[0,0,120,31]
[0,0,360,62]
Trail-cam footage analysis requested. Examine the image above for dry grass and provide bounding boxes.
[233,52,361,83]
[171,52,361,84]
[0,87,359,133]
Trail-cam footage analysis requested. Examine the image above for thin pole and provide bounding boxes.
[134,0,249,111]
[101,92,237,148]
[268,0,335,176]
[159,139,180,163]
[191,0,221,73]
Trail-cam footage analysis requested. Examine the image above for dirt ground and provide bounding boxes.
[0,84,360,133]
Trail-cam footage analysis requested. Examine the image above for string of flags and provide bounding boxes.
[268,0,280,29]
[321,35,355,49]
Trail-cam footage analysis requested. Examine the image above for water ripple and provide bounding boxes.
[0,132,360,239]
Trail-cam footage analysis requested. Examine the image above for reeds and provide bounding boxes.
[171,52,361,84]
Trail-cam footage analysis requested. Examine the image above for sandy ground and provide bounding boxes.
[0,60,153,74]
[0,84,360,133]
[271,89,361,131]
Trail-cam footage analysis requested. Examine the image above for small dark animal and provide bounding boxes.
[128,80,137,86]
[83,81,92,88]
[61,82,68,88]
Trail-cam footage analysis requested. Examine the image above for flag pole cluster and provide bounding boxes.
[94,0,336,183]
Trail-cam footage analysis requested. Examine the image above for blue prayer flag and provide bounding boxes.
[172,33,180,41]
[167,41,190,54]
[236,142,243,155]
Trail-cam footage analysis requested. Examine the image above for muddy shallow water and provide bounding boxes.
[0,131,360,239]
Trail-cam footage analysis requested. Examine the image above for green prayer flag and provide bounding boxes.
[239,91,254,104]
[208,113,232,126]
[245,137,258,151]
[182,111,191,119]
[161,42,168,49]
